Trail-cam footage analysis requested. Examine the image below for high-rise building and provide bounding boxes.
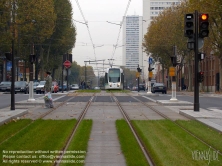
[122,16,143,71]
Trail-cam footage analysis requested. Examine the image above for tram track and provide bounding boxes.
[54,93,95,166]
[127,94,222,157]
[112,93,155,166]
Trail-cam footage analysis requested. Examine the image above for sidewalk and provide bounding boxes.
[0,91,70,125]
[141,92,222,133]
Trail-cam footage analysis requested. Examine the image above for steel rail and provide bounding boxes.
[129,94,222,156]
[54,94,95,166]
[112,93,155,166]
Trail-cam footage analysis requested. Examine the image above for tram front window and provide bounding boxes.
[109,69,120,83]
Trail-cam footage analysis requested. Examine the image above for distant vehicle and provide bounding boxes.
[59,84,69,91]
[51,81,59,93]
[0,81,11,92]
[132,86,138,91]
[139,84,145,91]
[33,82,39,91]
[152,83,167,94]
[36,81,46,94]
[94,86,100,90]
[70,84,79,90]
[104,67,124,90]
[7,81,29,94]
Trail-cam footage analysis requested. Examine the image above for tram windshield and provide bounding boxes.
[109,69,120,83]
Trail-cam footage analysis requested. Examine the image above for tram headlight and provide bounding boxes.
[109,83,112,87]
[117,83,120,87]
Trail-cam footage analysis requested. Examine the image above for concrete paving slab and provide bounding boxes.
[179,109,222,132]
[179,109,222,119]
[85,153,125,163]
[197,118,222,132]
[156,100,193,106]
[0,109,28,125]
[85,105,126,166]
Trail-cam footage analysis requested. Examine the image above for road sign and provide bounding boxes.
[149,71,153,78]
[136,72,140,78]
[149,57,152,64]
[63,60,71,69]
[169,67,175,76]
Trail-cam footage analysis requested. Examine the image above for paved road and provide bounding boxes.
[141,92,222,111]
[0,92,66,109]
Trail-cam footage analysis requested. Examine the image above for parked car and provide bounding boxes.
[0,81,11,92]
[139,84,146,91]
[152,83,167,94]
[33,82,39,91]
[132,86,138,91]
[7,81,29,94]
[51,81,59,93]
[70,84,79,90]
[94,86,100,90]
[36,81,46,94]
[59,84,68,91]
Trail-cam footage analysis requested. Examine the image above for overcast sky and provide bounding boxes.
[70,0,143,68]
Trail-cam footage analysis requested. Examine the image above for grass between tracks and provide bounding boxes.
[0,119,32,144]
[176,120,222,153]
[116,119,149,166]
[0,119,77,166]
[132,120,222,166]
[106,89,130,93]
[76,89,101,93]
[60,119,92,166]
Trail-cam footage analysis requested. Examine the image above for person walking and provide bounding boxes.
[44,71,53,108]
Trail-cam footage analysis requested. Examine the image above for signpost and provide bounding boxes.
[63,60,71,69]
[63,60,71,92]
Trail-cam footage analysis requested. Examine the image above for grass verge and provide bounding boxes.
[76,89,101,93]
[60,119,92,166]
[0,119,32,144]
[0,119,77,166]
[106,89,130,93]
[132,120,222,166]
[176,120,222,152]
[116,119,149,166]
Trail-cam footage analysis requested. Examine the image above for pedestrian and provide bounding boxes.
[81,81,83,90]
[83,81,86,89]
[44,71,54,108]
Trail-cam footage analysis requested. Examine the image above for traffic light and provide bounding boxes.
[148,65,154,72]
[170,56,177,67]
[199,13,209,38]
[184,13,194,38]
[137,67,142,72]
[29,54,36,64]
[5,52,12,61]
[198,71,204,82]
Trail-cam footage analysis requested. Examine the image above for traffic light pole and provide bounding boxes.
[194,10,199,111]
[170,46,178,101]
[147,63,152,94]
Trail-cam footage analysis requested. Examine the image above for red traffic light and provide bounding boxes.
[199,13,209,38]
[200,14,208,21]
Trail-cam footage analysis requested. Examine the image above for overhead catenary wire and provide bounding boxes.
[74,0,99,70]
[110,0,132,66]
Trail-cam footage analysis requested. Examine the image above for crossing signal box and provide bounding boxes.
[170,56,177,67]
[5,52,12,61]
[137,67,142,72]
[198,71,204,82]
[184,13,194,38]
[148,65,154,72]
[199,13,209,38]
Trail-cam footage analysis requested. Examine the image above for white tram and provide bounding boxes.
[104,67,124,90]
